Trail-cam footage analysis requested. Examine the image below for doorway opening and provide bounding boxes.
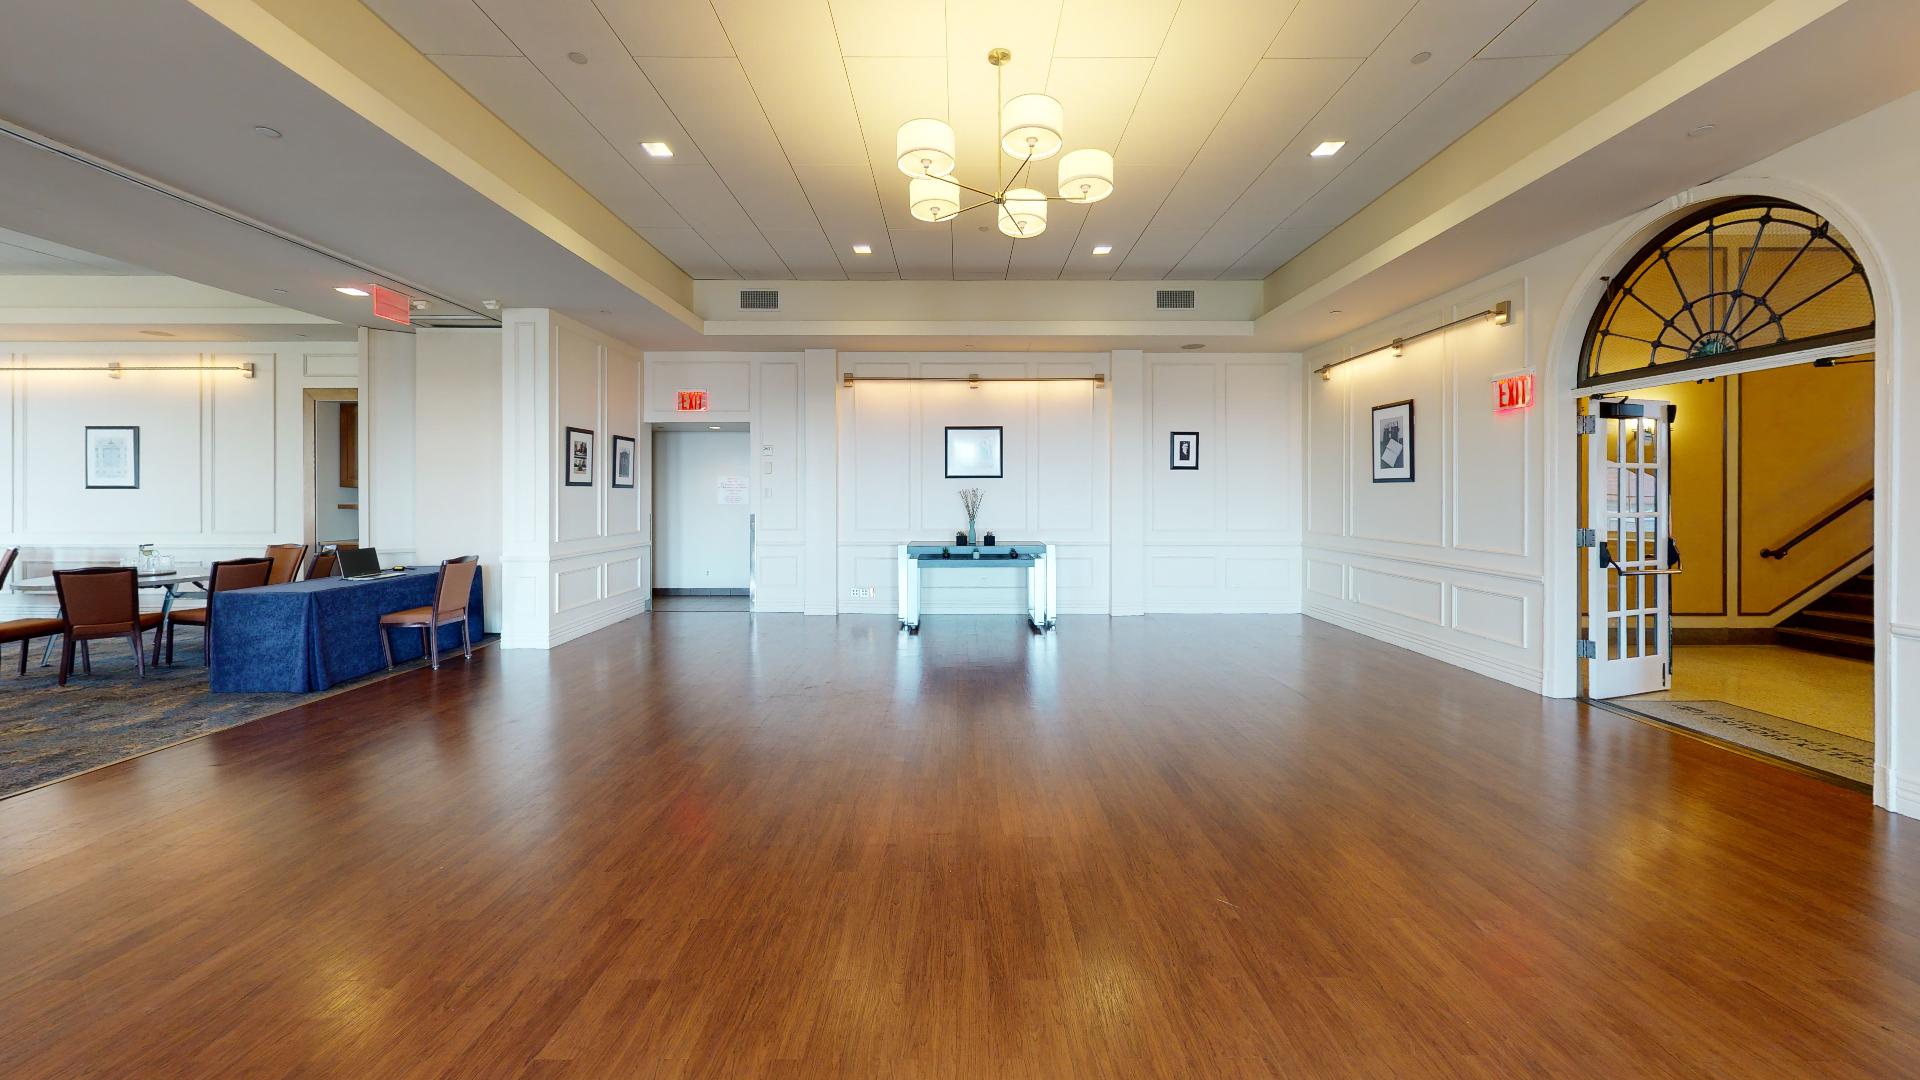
[651,422,752,612]
[304,389,359,553]
[1574,198,1876,787]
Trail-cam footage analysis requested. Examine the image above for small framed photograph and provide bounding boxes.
[611,435,636,489]
[1169,431,1199,470]
[1371,400,1415,483]
[565,426,595,487]
[84,426,141,489]
[944,426,1003,479]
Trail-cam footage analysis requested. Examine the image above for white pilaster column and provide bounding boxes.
[498,308,554,648]
[802,348,839,615]
[1110,349,1146,616]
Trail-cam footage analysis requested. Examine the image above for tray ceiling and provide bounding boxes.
[366,0,1639,281]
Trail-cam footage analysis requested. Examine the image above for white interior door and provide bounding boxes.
[1585,398,1677,698]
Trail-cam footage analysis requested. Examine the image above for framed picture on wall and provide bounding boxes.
[84,426,140,489]
[1371,400,1415,483]
[611,435,636,489]
[565,426,595,487]
[944,426,1003,479]
[1169,431,1199,470]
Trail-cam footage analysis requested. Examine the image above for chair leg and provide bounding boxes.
[165,621,175,666]
[18,639,27,676]
[202,618,212,668]
[130,631,146,679]
[80,639,91,675]
[380,625,395,671]
[460,618,473,662]
[58,637,73,686]
[426,626,438,670]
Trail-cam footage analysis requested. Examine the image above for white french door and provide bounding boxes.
[1584,398,1678,698]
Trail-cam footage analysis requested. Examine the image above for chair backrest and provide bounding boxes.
[264,543,308,585]
[0,547,16,591]
[54,567,139,634]
[434,555,480,618]
[207,557,274,594]
[306,550,340,580]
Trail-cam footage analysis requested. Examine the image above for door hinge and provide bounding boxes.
[1576,528,1596,548]
[1577,415,1598,435]
[1577,639,1598,660]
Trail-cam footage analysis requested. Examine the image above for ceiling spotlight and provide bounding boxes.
[1310,141,1346,158]
[1091,244,1113,256]
[1686,123,1717,138]
[1180,343,1205,351]
[1410,51,1432,65]
[335,286,370,296]
[566,51,588,65]
[708,425,721,430]
[851,243,873,255]
[641,141,673,158]
[481,299,500,311]
[140,329,174,337]
[410,299,431,311]
[252,125,282,139]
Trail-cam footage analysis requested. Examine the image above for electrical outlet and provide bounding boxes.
[850,585,875,599]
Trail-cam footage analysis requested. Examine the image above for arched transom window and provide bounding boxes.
[1580,198,1874,387]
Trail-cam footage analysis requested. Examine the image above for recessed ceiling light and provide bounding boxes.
[410,299,431,312]
[1310,141,1346,158]
[1410,51,1432,65]
[252,125,282,138]
[852,243,873,254]
[271,287,287,294]
[708,425,721,430]
[1092,244,1113,255]
[335,286,370,296]
[1686,123,1717,138]
[566,51,588,65]
[1180,343,1205,351]
[140,329,174,337]
[1329,309,1343,315]
[641,141,673,158]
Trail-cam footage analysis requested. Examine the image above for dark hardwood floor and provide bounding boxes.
[1,613,1915,1078]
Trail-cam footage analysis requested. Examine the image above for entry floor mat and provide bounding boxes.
[1616,698,1873,785]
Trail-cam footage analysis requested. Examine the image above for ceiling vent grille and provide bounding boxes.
[1155,289,1197,310]
[739,289,781,311]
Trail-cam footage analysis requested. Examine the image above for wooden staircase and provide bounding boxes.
[1777,568,1873,662]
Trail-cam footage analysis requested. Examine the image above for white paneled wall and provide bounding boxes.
[837,353,1113,615]
[414,329,504,631]
[0,342,355,617]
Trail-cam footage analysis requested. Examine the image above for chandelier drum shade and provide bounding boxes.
[892,48,1115,238]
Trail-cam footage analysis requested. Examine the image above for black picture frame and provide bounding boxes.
[83,425,141,489]
[610,435,636,489]
[1371,399,1415,483]
[1169,431,1199,470]
[944,425,1004,479]
[564,426,595,487]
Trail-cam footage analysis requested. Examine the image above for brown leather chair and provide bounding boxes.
[52,567,166,685]
[0,548,63,676]
[305,549,340,580]
[379,555,479,670]
[265,543,308,585]
[164,557,272,666]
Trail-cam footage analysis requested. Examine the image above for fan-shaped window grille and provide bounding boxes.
[1580,198,1874,387]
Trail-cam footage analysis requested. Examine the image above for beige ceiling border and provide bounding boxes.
[186,0,699,330]
[1261,0,1849,318]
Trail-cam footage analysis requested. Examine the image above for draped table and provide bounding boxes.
[209,568,483,693]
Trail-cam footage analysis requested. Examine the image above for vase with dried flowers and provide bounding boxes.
[959,487,984,546]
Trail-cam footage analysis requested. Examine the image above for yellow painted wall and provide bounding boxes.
[1665,379,1728,615]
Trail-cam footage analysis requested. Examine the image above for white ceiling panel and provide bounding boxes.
[1266,0,1416,59]
[1115,0,1300,167]
[712,0,869,166]
[373,0,1632,279]
[1148,58,1356,231]
[639,227,738,277]
[1054,0,1182,58]
[433,55,686,229]
[1484,0,1640,59]
[596,0,734,58]
[0,229,156,275]
[828,0,945,57]
[638,58,821,231]
[364,0,518,56]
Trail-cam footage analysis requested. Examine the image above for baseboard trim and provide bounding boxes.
[654,588,750,597]
[1304,602,1543,693]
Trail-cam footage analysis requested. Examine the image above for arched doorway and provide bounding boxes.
[1572,197,1877,788]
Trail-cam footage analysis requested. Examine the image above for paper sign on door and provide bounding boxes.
[717,476,749,505]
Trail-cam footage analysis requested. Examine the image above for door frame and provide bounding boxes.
[1540,180,1894,809]
[302,388,359,551]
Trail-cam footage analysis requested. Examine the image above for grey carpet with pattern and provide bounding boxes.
[0,630,488,799]
[1619,699,1874,784]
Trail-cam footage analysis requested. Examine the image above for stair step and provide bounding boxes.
[1788,610,1874,636]
[1777,626,1874,662]
[1814,592,1874,616]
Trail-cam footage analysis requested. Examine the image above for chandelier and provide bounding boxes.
[893,48,1114,239]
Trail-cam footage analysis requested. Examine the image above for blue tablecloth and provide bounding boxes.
[208,568,484,693]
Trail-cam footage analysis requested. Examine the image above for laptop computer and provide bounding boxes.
[338,547,404,580]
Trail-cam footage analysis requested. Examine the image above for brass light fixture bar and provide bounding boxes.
[1315,301,1511,381]
[843,373,1105,390]
[7,361,257,378]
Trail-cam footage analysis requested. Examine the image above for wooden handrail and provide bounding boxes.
[1760,487,1872,559]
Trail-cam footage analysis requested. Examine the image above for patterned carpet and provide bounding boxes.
[1618,699,1874,784]
[0,630,488,799]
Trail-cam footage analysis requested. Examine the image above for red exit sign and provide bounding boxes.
[1495,373,1534,412]
[370,285,411,325]
[676,389,709,412]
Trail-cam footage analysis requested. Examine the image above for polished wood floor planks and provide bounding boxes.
[1,614,1916,1077]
